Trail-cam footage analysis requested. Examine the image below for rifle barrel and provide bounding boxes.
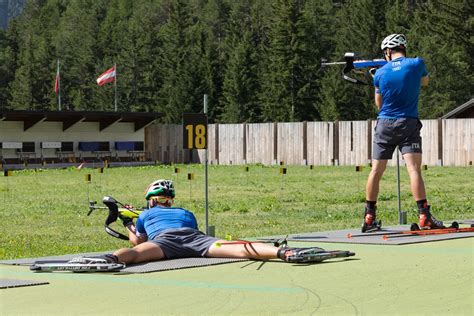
[321,61,346,66]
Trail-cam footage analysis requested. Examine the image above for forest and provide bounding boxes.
[0,0,472,123]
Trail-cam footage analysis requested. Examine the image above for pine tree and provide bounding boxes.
[409,0,473,118]
[0,27,14,109]
[157,0,205,123]
[195,0,231,122]
[220,0,263,123]
[259,0,322,122]
[53,0,102,110]
[95,0,133,111]
[8,0,44,109]
[124,0,164,112]
[317,0,388,121]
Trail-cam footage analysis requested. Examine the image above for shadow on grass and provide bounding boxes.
[239,257,360,270]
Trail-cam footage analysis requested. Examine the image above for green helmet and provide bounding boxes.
[145,179,175,200]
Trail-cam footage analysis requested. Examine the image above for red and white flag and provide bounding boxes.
[96,65,116,86]
[54,60,60,95]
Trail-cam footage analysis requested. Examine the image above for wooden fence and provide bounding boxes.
[145,119,474,167]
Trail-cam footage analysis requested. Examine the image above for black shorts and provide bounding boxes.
[149,228,219,259]
[373,118,422,160]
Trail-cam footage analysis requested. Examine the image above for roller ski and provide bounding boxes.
[278,247,355,263]
[410,221,458,232]
[361,207,382,233]
[30,255,124,273]
[416,206,446,230]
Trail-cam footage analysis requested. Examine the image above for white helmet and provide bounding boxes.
[145,179,175,200]
[381,34,407,50]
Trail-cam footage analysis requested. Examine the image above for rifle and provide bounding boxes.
[321,52,387,85]
[88,196,144,241]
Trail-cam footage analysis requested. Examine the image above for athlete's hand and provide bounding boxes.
[369,68,377,78]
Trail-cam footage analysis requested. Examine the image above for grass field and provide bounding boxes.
[2,238,473,315]
[0,164,472,260]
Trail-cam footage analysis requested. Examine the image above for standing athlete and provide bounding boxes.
[362,33,444,232]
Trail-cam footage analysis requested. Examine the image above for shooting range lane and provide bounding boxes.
[262,221,474,245]
[0,254,247,273]
[0,238,472,315]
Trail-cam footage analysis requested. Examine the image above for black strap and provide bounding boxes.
[103,201,129,241]
[105,225,129,241]
[342,54,369,85]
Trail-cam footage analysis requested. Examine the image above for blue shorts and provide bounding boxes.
[373,118,422,160]
[149,228,219,259]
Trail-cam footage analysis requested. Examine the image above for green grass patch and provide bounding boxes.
[0,164,472,259]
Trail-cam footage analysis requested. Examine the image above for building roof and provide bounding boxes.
[441,98,474,119]
[0,110,162,132]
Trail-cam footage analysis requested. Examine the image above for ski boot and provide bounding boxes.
[361,207,382,233]
[418,206,445,230]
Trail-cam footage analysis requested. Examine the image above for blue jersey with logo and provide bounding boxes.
[135,206,198,240]
[374,57,428,119]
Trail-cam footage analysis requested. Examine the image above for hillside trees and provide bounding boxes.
[317,0,389,120]
[219,0,268,123]
[259,0,325,122]
[409,0,474,118]
[156,0,206,123]
[0,0,472,122]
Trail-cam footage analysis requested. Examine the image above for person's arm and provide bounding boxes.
[374,87,382,111]
[373,72,382,111]
[125,215,147,246]
[421,75,429,87]
[419,57,429,87]
[124,224,147,246]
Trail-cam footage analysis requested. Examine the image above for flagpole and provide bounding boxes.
[114,63,117,112]
[57,59,61,111]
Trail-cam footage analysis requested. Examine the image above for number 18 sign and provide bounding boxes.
[182,113,208,149]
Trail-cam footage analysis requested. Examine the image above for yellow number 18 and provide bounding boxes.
[185,124,206,149]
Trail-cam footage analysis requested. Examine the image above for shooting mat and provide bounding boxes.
[260,221,474,245]
[120,257,247,274]
[0,252,247,274]
[0,279,49,289]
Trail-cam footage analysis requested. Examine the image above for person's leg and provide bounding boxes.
[206,241,333,263]
[113,242,165,264]
[403,152,425,200]
[362,159,388,231]
[364,119,399,231]
[366,159,388,201]
[206,240,279,260]
[403,152,444,228]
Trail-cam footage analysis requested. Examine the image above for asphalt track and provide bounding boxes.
[1,238,472,315]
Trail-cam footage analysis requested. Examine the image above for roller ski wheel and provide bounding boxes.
[410,223,420,231]
[361,219,382,233]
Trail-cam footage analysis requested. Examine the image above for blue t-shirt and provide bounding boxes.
[135,206,198,240]
[374,57,428,119]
